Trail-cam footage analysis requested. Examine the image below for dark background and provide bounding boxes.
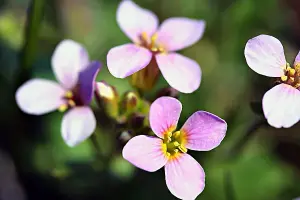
[1,0,300,199]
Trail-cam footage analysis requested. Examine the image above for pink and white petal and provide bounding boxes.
[61,106,96,147]
[165,154,205,200]
[294,50,300,66]
[15,79,65,115]
[149,97,182,138]
[156,53,201,93]
[181,111,227,151]
[107,44,152,78]
[263,83,300,128]
[51,39,90,89]
[117,0,158,43]
[157,18,205,52]
[122,135,167,172]
[244,34,286,77]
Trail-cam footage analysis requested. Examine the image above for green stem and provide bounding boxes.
[17,0,45,86]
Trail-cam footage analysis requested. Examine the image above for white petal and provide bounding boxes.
[263,84,300,128]
[51,39,90,89]
[15,79,65,115]
[61,106,96,147]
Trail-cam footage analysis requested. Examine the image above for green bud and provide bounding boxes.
[121,91,140,115]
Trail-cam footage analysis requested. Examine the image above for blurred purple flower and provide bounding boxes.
[107,0,205,93]
[122,97,227,199]
[245,34,300,128]
[16,40,101,147]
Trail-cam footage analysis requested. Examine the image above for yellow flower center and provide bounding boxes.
[280,63,300,88]
[58,91,76,112]
[162,130,187,158]
[137,32,166,53]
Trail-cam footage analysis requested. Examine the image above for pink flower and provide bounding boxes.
[245,34,300,128]
[16,40,101,146]
[107,0,205,93]
[122,97,227,199]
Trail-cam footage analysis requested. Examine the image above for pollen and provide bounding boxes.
[58,104,68,112]
[162,130,187,158]
[138,31,166,53]
[280,63,300,88]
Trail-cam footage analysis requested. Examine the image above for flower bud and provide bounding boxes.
[121,91,139,115]
[95,81,119,118]
[130,58,160,92]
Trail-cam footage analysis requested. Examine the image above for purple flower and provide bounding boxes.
[122,97,227,199]
[16,40,101,146]
[245,34,300,128]
[107,0,205,93]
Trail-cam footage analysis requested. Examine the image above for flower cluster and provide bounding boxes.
[25,0,300,199]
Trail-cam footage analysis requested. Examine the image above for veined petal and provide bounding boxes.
[61,106,96,147]
[122,135,167,172]
[165,154,205,200]
[244,34,286,77]
[117,0,158,43]
[181,111,227,151]
[107,44,152,78]
[157,18,205,52]
[15,79,65,115]
[51,39,90,89]
[149,97,182,138]
[78,61,101,105]
[156,53,201,93]
[263,83,300,128]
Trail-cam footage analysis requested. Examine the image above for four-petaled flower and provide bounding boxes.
[107,0,205,93]
[16,40,101,146]
[245,34,300,128]
[122,97,227,199]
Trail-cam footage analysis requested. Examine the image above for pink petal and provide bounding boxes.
[61,106,96,147]
[51,39,90,89]
[181,111,227,151]
[107,44,152,78]
[263,83,300,128]
[157,18,205,52]
[294,50,300,66]
[244,34,286,77]
[156,53,201,93]
[117,0,158,43]
[165,154,205,200]
[122,135,167,172]
[15,79,65,115]
[149,97,182,138]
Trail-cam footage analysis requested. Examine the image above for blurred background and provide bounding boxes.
[1,0,300,199]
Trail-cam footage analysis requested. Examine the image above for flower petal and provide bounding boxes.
[122,135,167,172]
[181,111,227,151]
[117,0,158,43]
[157,18,205,52]
[78,61,101,105]
[61,106,96,147]
[156,53,201,93]
[165,154,205,200]
[51,39,90,89]
[107,44,152,78]
[149,97,182,138]
[262,83,300,128]
[294,50,300,66]
[244,34,286,77]
[15,79,65,115]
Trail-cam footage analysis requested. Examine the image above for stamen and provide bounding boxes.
[290,77,295,82]
[68,100,76,107]
[289,68,296,76]
[173,149,179,153]
[173,131,181,139]
[141,32,148,41]
[58,104,68,112]
[281,75,288,82]
[65,91,73,98]
[173,141,180,147]
[178,145,187,153]
[166,152,171,157]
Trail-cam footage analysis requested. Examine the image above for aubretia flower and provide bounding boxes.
[123,97,227,199]
[107,0,205,93]
[245,34,300,128]
[16,40,101,146]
